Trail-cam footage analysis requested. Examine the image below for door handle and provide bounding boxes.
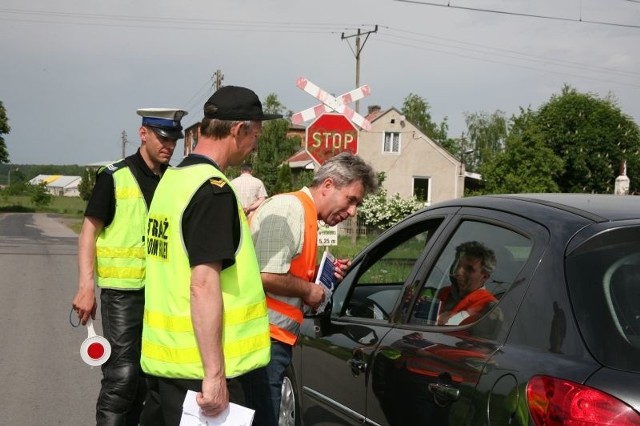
[348,358,367,376]
[428,382,460,401]
[428,372,460,406]
[348,349,367,376]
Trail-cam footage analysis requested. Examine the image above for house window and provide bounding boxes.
[413,177,431,204]
[383,132,401,154]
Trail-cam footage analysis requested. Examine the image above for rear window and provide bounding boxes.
[566,225,640,373]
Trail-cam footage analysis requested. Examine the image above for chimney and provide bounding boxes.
[367,105,382,115]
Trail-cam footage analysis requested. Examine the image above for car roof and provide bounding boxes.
[431,193,640,223]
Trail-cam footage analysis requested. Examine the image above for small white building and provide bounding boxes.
[29,175,82,197]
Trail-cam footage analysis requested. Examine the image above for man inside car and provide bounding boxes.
[437,241,498,326]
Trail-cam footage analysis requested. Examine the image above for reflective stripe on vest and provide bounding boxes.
[96,166,147,289]
[265,190,318,345]
[141,164,271,379]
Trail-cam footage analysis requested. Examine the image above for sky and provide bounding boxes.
[1,0,639,165]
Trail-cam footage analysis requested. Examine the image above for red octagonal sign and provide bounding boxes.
[306,113,359,165]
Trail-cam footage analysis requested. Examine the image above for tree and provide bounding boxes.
[401,93,449,145]
[252,93,301,195]
[79,168,97,201]
[0,101,10,164]
[480,108,563,194]
[274,162,293,194]
[464,110,508,171]
[30,182,53,208]
[535,85,640,193]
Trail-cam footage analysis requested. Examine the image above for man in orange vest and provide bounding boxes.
[248,152,378,425]
[436,241,498,326]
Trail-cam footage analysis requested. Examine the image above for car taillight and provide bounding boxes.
[527,375,640,425]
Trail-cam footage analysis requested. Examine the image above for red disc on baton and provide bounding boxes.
[80,320,111,366]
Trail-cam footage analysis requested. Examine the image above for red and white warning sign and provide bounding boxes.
[80,320,111,367]
[292,77,372,131]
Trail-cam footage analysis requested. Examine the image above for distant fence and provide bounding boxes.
[338,216,371,238]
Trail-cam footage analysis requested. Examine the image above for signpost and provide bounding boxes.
[306,113,359,165]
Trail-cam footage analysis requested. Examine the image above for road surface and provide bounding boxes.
[0,213,101,425]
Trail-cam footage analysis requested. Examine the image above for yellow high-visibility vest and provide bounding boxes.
[96,162,147,290]
[141,163,270,379]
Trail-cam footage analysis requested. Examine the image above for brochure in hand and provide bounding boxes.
[315,249,337,292]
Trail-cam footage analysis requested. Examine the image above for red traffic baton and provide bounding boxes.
[80,319,111,366]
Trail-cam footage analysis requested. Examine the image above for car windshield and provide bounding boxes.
[566,225,640,373]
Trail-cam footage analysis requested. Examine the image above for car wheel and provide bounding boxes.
[279,366,301,426]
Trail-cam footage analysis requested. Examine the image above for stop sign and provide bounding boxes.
[306,113,359,165]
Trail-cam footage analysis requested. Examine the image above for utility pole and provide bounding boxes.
[213,69,224,91]
[121,130,129,159]
[341,25,378,114]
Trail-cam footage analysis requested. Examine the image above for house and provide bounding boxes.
[29,175,82,197]
[360,106,463,204]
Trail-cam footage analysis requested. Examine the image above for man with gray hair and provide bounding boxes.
[437,241,498,325]
[248,152,378,425]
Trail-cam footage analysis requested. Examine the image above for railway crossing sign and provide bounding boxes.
[306,113,358,165]
[292,77,372,131]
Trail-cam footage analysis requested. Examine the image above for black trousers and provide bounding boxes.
[96,288,147,426]
[140,376,244,426]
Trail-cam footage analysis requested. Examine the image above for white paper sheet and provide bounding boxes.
[180,390,254,426]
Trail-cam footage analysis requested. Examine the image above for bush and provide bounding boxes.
[359,188,424,230]
[30,182,53,208]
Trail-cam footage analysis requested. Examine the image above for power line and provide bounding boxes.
[379,26,640,82]
[375,36,640,89]
[393,0,640,30]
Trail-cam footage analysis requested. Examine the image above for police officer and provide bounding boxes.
[72,107,187,426]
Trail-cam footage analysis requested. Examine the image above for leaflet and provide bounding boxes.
[315,249,337,292]
[180,390,254,426]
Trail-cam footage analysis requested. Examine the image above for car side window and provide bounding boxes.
[409,220,532,330]
[340,220,443,321]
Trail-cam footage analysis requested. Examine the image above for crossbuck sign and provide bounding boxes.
[292,77,372,131]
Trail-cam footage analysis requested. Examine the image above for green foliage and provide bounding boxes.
[480,107,563,194]
[478,87,640,195]
[0,100,10,164]
[78,168,97,201]
[293,170,313,190]
[401,93,449,144]
[464,110,508,171]
[0,193,85,218]
[251,93,302,196]
[3,181,29,195]
[535,85,640,193]
[274,162,293,194]
[29,182,53,207]
[359,187,424,230]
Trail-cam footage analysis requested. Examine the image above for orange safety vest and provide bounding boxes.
[437,287,496,325]
[265,190,317,345]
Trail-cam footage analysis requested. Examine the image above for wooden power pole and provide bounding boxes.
[214,69,224,91]
[121,130,129,159]
[341,25,378,114]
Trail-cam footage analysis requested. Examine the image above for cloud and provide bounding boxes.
[1,0,638,164]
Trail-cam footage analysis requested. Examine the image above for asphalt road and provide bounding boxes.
[0,213,101,425]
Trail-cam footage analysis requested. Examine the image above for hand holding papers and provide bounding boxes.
[180,390,254,426]
[312,249,344,314]
[316,249,337,292]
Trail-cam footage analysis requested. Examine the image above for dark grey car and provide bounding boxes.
[281,194,640,426]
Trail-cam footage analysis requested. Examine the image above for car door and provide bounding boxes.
[365,210,545,426]
[295,210,452,425]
